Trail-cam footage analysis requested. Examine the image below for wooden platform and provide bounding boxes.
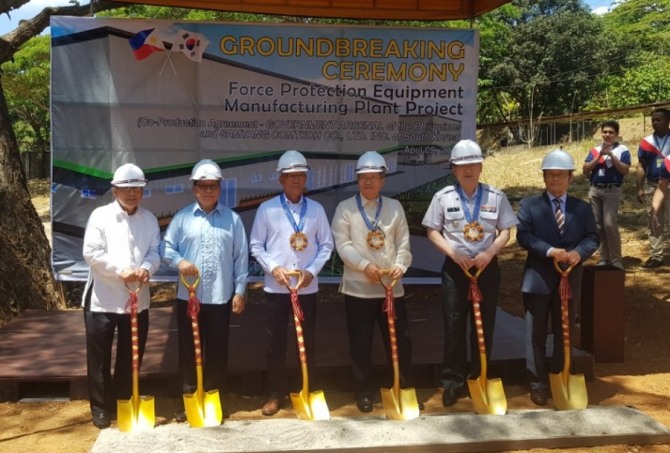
[0,293,594,401]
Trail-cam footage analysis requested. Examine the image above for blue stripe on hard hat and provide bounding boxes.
[280,164,311,172]
[112,178,147,186]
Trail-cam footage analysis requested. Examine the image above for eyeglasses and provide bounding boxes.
[195,183,221,191]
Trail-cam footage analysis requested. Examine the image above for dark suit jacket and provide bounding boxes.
[516,192,599,295]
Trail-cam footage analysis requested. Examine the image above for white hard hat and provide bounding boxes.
[276,150,310,173]
[190,159,222,181]
[356,151,387,174]
[111,163,147,187]
[541,150,575,170]
[450,139,484,166]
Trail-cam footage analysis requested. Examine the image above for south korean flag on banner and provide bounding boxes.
[172,30,209,62]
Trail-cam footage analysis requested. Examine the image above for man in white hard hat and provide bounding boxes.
[422,139,517,408]
[162,159,248,422]
[517,149,598,406]
[82,163,161,429]
[331,151,415,413]
[249,150,333,416]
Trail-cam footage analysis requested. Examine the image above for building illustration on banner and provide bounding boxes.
[51,19,474,280]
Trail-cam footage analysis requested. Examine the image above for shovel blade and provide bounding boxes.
[380,387,420,421]
[549,372,588,410]
[290,390,330,420]
[117,396,155,432]
[467,377,507,415]
[183,390,222,427]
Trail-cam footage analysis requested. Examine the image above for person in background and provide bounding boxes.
[162,159,248,423]
[82,163,161,429]
[636,108,670,269]
[517,149,598,406]
[331,151,414,413]
[249,150,334,416]
[582,120,630,269]
[422,139,517,407]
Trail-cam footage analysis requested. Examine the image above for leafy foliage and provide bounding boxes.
[2,35,50,155]
[483,4,612,120]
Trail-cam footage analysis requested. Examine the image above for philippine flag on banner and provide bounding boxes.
[173,30,209,62]
[128,28,166,60]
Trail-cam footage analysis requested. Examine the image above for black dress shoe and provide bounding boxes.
[530,388,548,406]
[641,257,663,269]
[262,397,283,416]
[442,387,466,407]
[356,395,373,413]
[92,410,111,429]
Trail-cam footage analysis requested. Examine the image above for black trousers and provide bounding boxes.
[523,291,575,388]
[84,304,149,415]
[440,257,500,390]
[265,291,317,398]
[344,294,412,397]
[176,299,232,402]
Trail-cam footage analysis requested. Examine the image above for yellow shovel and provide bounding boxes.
[285,270,330,420]
[181,273,223,427]
[464,268,507,415]
[117,282,155,432]
[379,269,420,421]
[549,261,588,410]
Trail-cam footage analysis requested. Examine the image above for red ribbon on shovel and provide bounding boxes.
[124,284,140,374]
[382,281,396,321]
[465,268,484,305]
[186,280,200,319]
[290,288,304,323]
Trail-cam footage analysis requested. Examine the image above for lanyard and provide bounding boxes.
[280,193,307,233]
[455,183,483,224]
[654,134,670,155]
[356,193,383,231]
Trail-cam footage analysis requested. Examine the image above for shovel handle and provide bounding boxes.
[463,267,483,281]
[552,259,574,277]
[553,260,574,376]
[378,268,398,290]
[180,271,204,371]
[286,271,310,394]
[378,269,400,392]
[180,272,201,293]
[124,282,143,401]
[285,270,304,292]
[462,268,489,378]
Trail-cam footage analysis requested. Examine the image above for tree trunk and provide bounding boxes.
[0,75,62,324]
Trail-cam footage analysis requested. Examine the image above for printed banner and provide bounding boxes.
[50,17,479,281]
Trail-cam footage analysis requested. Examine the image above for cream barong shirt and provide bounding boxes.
[331,194,412,298]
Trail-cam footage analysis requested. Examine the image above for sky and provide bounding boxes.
[0,0,615,36]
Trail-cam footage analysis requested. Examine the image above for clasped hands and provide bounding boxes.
[363,263,403,282]
[272,266,314,289]
[549,248,581,267]
[119,267,150,284]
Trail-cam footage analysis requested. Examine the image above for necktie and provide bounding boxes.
[554,198,565,237]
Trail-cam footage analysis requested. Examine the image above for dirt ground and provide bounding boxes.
[4,129,670,452]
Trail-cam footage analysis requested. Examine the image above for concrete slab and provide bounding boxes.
[92,406,670,453]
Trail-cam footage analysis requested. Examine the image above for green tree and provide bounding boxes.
[585,51,670,110]
[3,35,50,175]
[0,0,123,324]
[482,2,614,131]
[602,0,670,55]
